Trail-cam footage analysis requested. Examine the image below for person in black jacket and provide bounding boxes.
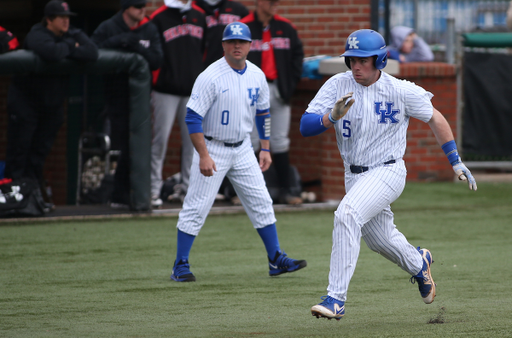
[240,0,304,205]
[92,0,163,209]
[4,0,98,211]
[0,26,20,54]
[193,0,249,67]
[149,0,206,206]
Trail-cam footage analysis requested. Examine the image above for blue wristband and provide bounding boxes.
[261,148,270,152]
[328,112,338,124]
[441,140,460,165]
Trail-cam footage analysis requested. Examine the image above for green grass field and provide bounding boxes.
[1,182,511,337]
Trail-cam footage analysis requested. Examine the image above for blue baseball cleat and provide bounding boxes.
[171,259,196,282]
[311,296,345,320]
[268,250,307,276]
[410,247,436,304]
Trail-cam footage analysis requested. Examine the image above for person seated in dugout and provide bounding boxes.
[4,0,98,212]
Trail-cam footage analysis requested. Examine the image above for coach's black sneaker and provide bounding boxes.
[268,250,307,276]
[171,259,196,282]
[410,247,436,304]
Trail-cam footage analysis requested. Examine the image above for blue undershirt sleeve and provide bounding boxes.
[185,108,204,134]
[300,112,328,137]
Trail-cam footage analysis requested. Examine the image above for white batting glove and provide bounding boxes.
[452,161,477,191]
[330,92,354,122]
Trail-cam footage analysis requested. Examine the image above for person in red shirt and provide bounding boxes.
[240,0,304,205]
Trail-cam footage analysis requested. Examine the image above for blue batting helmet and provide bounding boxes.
[222,22,252,42]
[341,29,387,70]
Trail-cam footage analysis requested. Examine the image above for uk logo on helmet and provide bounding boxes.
[231,25,243,36]
[348,37,359,49]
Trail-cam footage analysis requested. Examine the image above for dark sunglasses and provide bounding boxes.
[133,3,146,9]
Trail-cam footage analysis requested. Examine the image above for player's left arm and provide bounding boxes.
[255,109,271,172]
[428,108,477,191]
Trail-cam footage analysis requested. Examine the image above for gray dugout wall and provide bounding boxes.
[0,49,151,210]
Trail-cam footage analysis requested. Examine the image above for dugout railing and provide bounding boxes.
[0,49,152,211]
[457,32,512,171]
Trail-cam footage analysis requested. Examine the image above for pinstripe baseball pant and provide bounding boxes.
[177,135,276,236]
[327,159,423,301]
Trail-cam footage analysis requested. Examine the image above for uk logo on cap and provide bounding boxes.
[62,2,69,11]
[231,25,243,35]
[348,37,359,49]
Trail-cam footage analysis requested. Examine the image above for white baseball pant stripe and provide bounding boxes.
[177,135,276,236]
[327,159,423,301]
[151,91,194,196]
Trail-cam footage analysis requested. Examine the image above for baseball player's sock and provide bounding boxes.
[256,224,281,258]
[268,250,307,276]
[311,296,345,320]
[410,247,436,304]
[175,229,196,263]
[170,259,196,282]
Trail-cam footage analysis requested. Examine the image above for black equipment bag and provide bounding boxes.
[0,178,46,217]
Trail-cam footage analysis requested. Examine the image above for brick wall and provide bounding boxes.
[400,63,457,182]
[145,0,370,57]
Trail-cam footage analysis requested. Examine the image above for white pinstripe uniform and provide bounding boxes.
[306,70,434,302]
[176,57,276,236]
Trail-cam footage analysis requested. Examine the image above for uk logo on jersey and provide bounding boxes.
[348,37,359,49]
[375,102,399,123]
[248,88,260,106]
[231,24,243,36]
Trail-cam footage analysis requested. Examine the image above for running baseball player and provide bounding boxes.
[170,22,307,282]
[300,29,477,320]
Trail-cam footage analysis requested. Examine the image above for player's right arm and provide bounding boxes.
[186,108,216,177]
[300,94,354,136]
[300,75,354,137]
[189,132,217,177]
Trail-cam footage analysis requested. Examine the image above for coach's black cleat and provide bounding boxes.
[171,259,196,282]
[268,250,307,276]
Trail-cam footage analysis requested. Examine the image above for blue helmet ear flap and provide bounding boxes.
[375,52,387,70]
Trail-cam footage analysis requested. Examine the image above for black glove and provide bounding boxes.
[62,36,77,53]
[119,32,140,51]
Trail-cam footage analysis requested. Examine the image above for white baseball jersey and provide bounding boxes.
[306,70,434,302]
[307,71,433,167]
[187,57,269,143]
[177,57,276,236]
